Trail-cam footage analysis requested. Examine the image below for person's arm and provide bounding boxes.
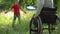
[21,7,26,14]
[34,0,45,17]
[5,8,12,14]
[18,5,26,14]
[5,4,14,13]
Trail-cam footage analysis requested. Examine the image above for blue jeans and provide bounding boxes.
[12,15,20,27]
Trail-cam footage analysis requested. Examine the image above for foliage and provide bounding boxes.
[0,0,60,11]
[0,0,38,10]
[0,0,14,10]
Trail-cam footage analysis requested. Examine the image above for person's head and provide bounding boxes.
[14,0,19,4]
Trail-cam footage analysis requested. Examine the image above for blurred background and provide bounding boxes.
[0,0,60,34]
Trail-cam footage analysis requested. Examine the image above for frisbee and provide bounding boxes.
[27,6,36,10]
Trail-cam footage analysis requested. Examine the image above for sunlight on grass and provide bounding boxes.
[0,10,35,34]
[5,12,13,18]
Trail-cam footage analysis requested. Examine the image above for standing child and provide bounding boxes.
[6,1,26,28]
[11,2,26,27]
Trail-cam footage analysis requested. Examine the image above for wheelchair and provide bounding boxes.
[30,7,58,34]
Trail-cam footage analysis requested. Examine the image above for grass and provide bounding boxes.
[0,10,60,34]
[0,10,35,34]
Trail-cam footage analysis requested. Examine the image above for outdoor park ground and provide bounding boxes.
[0,10,60,34]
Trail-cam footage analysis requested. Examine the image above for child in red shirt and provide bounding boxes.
[11,2,21,27]
[6,2,26,28]
[11,3,21,16]
[11,2,26,28]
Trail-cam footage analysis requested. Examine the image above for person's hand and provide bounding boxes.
[21,8,26,14]
[5,10,9,14]
[22,10,26,14]
[33,16,37,20]
[24,11,26,14]
[5,11,8,14]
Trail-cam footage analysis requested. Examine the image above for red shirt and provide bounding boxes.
[11,4,21,16]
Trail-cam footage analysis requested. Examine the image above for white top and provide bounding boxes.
[44,0,55,8]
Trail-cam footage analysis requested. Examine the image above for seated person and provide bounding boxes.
[34,0,58,18]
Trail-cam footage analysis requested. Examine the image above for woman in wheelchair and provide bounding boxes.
[30,0,58,34]
[33,0,58,27]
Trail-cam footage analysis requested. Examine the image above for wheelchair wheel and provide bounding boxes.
[30,16,43,34]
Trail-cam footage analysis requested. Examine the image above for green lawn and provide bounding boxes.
[0,11,35,34]
[0,10,60,34]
